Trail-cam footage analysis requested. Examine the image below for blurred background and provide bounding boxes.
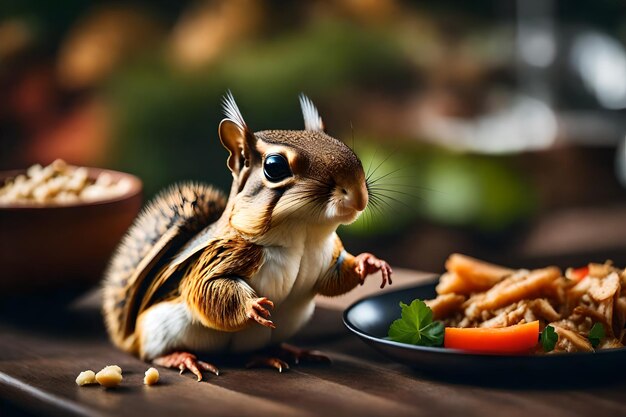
[2,0,626,273]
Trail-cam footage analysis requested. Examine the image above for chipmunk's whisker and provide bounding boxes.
[271,185,329,225]
[274,194,316,215]
[370,182,438,191]
[370,188,413,210]
[368,192,392,209]
[366,158,440,207]
[367,186,425,202]
[365,147,399,184]
[367,166,410,186]
[350,121,355,153]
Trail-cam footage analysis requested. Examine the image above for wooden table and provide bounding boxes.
[1,269,625,417]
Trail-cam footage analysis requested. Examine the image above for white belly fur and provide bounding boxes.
[138,227,336,360]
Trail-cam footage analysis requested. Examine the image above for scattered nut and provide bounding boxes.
[102,365,122,374]
[75,370,97,386]
[143,367,160,386]
[95,365,123,388]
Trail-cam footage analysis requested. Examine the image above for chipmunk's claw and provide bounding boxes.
[278,343,332,365]
[246,297,276,328]
[355,253,393,289]
[246,356,290,373]
[246,344,330,373]
[154,351,219,382]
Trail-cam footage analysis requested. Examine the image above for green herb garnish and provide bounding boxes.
[541,325,557,352]
[387,299,444,346]
[588,323,605,348]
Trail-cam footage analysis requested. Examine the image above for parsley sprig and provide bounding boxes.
[388,300,444,347]
[541,325,557,352]
[542,322,606,352]
[588,323,605,348]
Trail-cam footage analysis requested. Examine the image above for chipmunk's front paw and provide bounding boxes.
[246,297,276,329]
[355,253,393,289]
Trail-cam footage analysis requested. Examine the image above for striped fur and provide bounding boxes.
[102,182,226,351]
[180,236,264,331]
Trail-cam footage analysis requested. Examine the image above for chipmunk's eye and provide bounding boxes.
[264,154,291,182]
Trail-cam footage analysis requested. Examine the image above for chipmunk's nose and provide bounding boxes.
[341,181,368,212]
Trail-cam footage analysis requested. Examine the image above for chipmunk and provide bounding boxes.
[102,92,392,381]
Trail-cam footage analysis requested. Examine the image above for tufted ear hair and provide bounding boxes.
[219,91,257,175]
[299,93,325,132]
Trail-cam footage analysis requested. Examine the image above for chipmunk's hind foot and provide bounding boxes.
[245,344,331,373]
[246,356,290,373]
[154,351,219,382]
[278,343,332,365]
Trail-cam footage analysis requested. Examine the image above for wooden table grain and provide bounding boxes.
[1,269,625,417]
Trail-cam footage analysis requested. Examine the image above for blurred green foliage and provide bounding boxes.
[105,20,406,196]
[421,151,536,231]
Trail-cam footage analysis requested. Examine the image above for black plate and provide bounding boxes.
[343,278,626,385]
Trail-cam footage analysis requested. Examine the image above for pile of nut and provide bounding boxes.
[0,159,132,205]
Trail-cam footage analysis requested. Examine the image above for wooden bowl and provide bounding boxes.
[0,168,142,292]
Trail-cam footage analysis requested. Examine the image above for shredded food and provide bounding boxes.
[426,254,626,353]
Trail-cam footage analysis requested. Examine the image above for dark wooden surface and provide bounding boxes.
[1,269,626,417]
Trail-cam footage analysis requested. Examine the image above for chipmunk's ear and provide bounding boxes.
[299,93,325,132]
[219,91,257,175]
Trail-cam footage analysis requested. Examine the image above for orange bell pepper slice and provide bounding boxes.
[444,321,540,354]
[571,266,589,282]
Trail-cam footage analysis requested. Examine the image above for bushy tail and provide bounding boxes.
[102,182,226,352]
